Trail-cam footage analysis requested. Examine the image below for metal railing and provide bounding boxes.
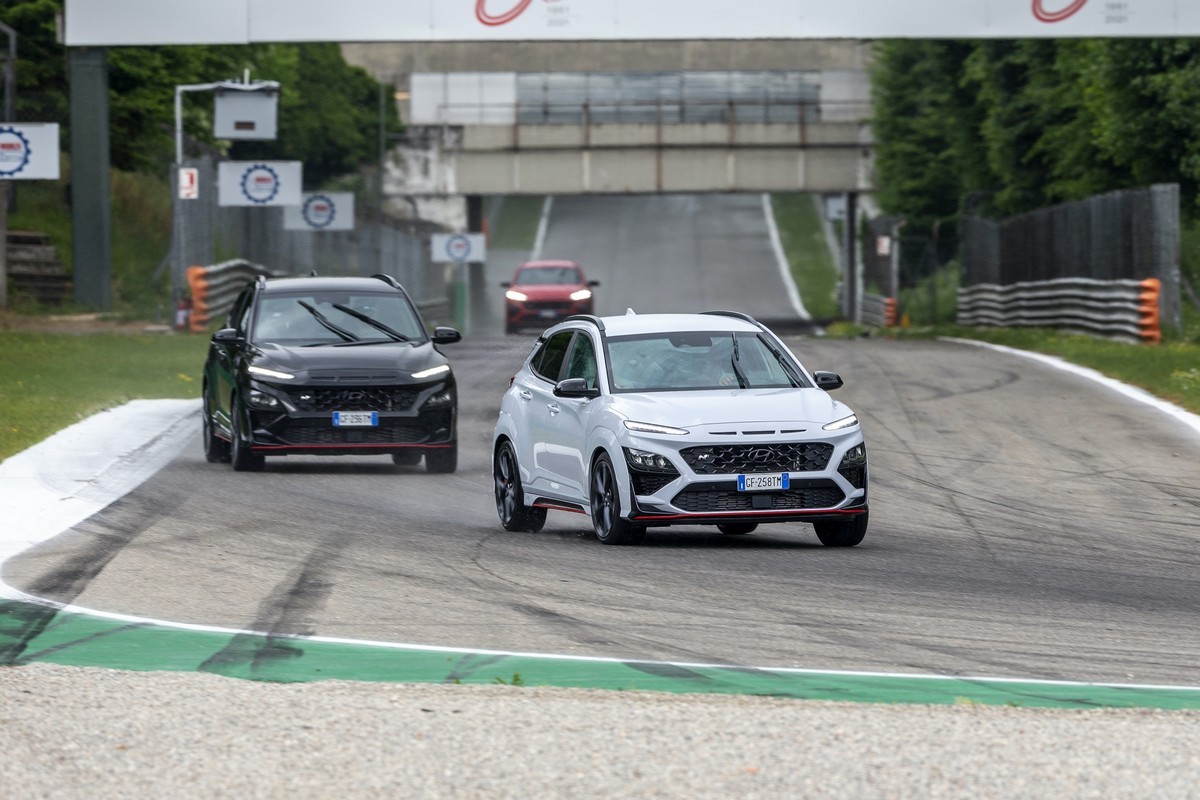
[956,277,1162,343]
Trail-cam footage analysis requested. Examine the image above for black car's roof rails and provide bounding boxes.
[371,273,402,290]
[563,314,605,332]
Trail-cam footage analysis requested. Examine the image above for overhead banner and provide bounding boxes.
[217,161,303,207]
[0,124,61,180]
[284,192,356,231]
[64,0,1200,44]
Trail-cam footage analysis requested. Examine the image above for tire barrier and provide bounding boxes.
[185,259,283,333]
[861,293,898,328]
[957,277,1162,343]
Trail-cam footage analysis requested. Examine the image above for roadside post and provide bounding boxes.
[431,232,487,331]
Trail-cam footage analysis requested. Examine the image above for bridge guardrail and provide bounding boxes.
[956,277,1161,343]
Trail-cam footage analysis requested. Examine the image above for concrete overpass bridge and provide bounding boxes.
[343,40,874,196]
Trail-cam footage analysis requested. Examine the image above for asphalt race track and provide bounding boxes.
[6,194,1200,689]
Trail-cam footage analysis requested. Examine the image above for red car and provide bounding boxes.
[501,260,599,334]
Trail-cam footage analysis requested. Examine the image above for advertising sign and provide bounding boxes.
[283,192,356,231]
[0,124,61,180]
[65,0,1200,44]
[178,167,199,200]
[217,161,302,207]
[431,233,487,263]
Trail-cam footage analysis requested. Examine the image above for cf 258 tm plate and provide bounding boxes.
[738,472,789,491]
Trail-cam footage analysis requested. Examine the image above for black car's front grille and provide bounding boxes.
[284,386,419,412]
[253,409,452,446]
[680,443,834,474]
[672,480,844,512]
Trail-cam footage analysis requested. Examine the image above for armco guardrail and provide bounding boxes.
[185,260,283,333]
[861,293,898,328]
[956,277,1161,343]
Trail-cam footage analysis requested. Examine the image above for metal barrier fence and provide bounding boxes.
[169,153,452,324]
[956,277,1162,343]
[960,184,1181,332]
[861,293,897,328]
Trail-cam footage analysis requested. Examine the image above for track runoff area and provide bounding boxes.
[3,346,1200,710]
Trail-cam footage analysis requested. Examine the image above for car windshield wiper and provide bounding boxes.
[297,300,359,342]
[331,303,411,342]
[729,334,749,388]
[756,334,803,387]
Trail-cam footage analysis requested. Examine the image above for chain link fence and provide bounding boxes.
[960,184,1181,330]
[165,154,453,325]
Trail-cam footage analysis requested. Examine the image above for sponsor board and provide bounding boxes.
[432,233,487,263]
[0,124,61,180]
[283,192,356,231]
[217,161,302,207]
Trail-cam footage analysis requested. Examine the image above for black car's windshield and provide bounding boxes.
[606,331,802,392]
[252,292,425,345]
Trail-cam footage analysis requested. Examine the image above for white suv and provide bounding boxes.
[492,310,869,546]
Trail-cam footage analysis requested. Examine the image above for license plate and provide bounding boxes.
[738,473,789,491]
[539,309,558,318]
[332,411,378,427]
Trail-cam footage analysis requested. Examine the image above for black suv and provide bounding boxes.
[201,274,462,472]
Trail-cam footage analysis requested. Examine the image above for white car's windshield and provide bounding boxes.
[252,292,425,345]
[606,331,801,392]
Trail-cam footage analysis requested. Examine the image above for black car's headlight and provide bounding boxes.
[839,443,866,468]
[424,387,454,408]
[247,388,282,410]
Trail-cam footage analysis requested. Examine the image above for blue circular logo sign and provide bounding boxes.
[0,127,32,177]
[302,194,336,229]
[240,163,280,204]
[445,234,472,262]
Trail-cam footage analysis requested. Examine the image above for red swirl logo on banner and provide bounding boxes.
[1032,0,1088,23]
[476,0,534,26]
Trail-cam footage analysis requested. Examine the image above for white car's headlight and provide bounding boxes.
[569,288,593,302]
[412,364,450,380]
[505,289,529,302]
[822,414,859,431]
[248,364,295,381]
[623,420,689,436]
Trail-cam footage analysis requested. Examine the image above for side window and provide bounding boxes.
[531,331,574,382]
[564,333,598,390]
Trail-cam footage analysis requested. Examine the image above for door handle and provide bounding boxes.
[518,390,533,401]
[547,403,561,414]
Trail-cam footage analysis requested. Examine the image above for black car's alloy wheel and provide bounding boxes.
[202,385,230,463]
[813,510,868,547]
[590,453,645,546]
[494,440,546,532]
[230,396,265,472]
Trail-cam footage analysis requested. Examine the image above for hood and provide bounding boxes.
[612,388,852,429]
[250,340,446,381]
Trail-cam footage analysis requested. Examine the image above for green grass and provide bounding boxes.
[769,193,840,320]
[8,170,173,319]
[0,332,209,461]
[487,195,546,252]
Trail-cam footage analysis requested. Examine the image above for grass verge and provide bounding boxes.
[0,332,209,461]
[769,193,840,320]
[487,195,546,252]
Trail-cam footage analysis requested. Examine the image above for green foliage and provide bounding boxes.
[770,193,840,320]
[1,3,395,185]
[872,38,1200,227]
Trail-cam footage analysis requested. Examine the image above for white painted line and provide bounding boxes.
[762,193,811,321]
[530,195,554,261]
[0,399,200,597]
[942,337,1200,440]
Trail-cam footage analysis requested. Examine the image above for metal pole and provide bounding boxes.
[0,23,15,309]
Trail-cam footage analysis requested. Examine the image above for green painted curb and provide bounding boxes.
[4,600,1199,709]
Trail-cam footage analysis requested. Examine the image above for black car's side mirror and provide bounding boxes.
[212,327,242,344]
[588,280,600,287]
[812,371,843,392]
[432,326,462,345]
[554,378,600,399]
